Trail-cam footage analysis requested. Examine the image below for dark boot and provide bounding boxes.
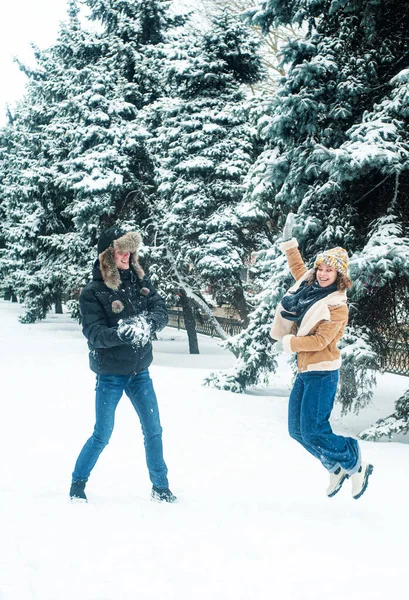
[151,486,177,503]
[70,480,87,502]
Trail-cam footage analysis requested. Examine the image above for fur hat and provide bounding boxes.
[97,227,144,290]
[314,247,349,276]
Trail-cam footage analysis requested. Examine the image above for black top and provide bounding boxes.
[79,261,168,375]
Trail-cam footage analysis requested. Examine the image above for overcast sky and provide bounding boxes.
[0,0,197,126]
[0,0,69,124]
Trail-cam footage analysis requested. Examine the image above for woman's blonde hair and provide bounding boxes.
[306,268,352,291]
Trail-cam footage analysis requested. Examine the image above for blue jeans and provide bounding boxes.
[72,369,169,488]
[288,370,360,474]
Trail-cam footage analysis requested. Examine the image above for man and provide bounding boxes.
[70,226,176,503]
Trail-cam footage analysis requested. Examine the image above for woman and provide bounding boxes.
[270,214,373,500]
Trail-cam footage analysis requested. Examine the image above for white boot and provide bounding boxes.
[351,463,374,499]
[327,467,348,498]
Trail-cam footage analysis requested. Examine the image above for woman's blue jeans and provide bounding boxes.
[72,369,169,488]
[288,370,360,474]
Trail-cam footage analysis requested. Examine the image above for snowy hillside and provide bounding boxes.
[1,300,408,600]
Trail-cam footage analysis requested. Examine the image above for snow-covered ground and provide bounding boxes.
[1,299,408,600]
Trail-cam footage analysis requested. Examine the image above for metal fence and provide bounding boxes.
[167,309,409,377]
[167,309,243,338]
[378,339,409,376]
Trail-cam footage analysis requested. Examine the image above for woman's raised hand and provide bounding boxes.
[283,212,295,241]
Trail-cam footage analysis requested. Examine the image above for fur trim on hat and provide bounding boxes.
[113,231,142,254]
[98,231,144,290]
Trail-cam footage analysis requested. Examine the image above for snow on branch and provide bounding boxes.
[166,248,230,341]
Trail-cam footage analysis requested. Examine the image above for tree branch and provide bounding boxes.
[166,247,230,340]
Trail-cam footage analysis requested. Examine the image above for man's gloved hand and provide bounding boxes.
[275,339,284,353]
[283,212,295,241]
[117,315,151,347]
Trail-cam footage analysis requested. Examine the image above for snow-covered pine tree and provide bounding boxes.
[359,388,409,441]
[207,0,409,407]
[1,0,185,321]
[0,3,123,320]
[200,0,300,93]
[146,11,265,349]
[0,120,24,304]
[0,37,78,321]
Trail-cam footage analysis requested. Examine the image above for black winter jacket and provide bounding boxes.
[79,261,168,375]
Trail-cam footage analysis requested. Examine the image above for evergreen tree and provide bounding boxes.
[207,0,409,409]
[0,0,183,321]
[200,0,300,93]
[146,11,265,350]
[0,121,24,304]
[1,3,115,320]
[0,46,75,320]
[359,388,409,441]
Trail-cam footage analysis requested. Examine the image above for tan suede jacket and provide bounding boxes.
[270,238,348,373]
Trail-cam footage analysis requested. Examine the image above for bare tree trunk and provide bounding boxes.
[232,287,250,327]
[178,288,200,354]
[4,288,18,302]
[55,296,63,314]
